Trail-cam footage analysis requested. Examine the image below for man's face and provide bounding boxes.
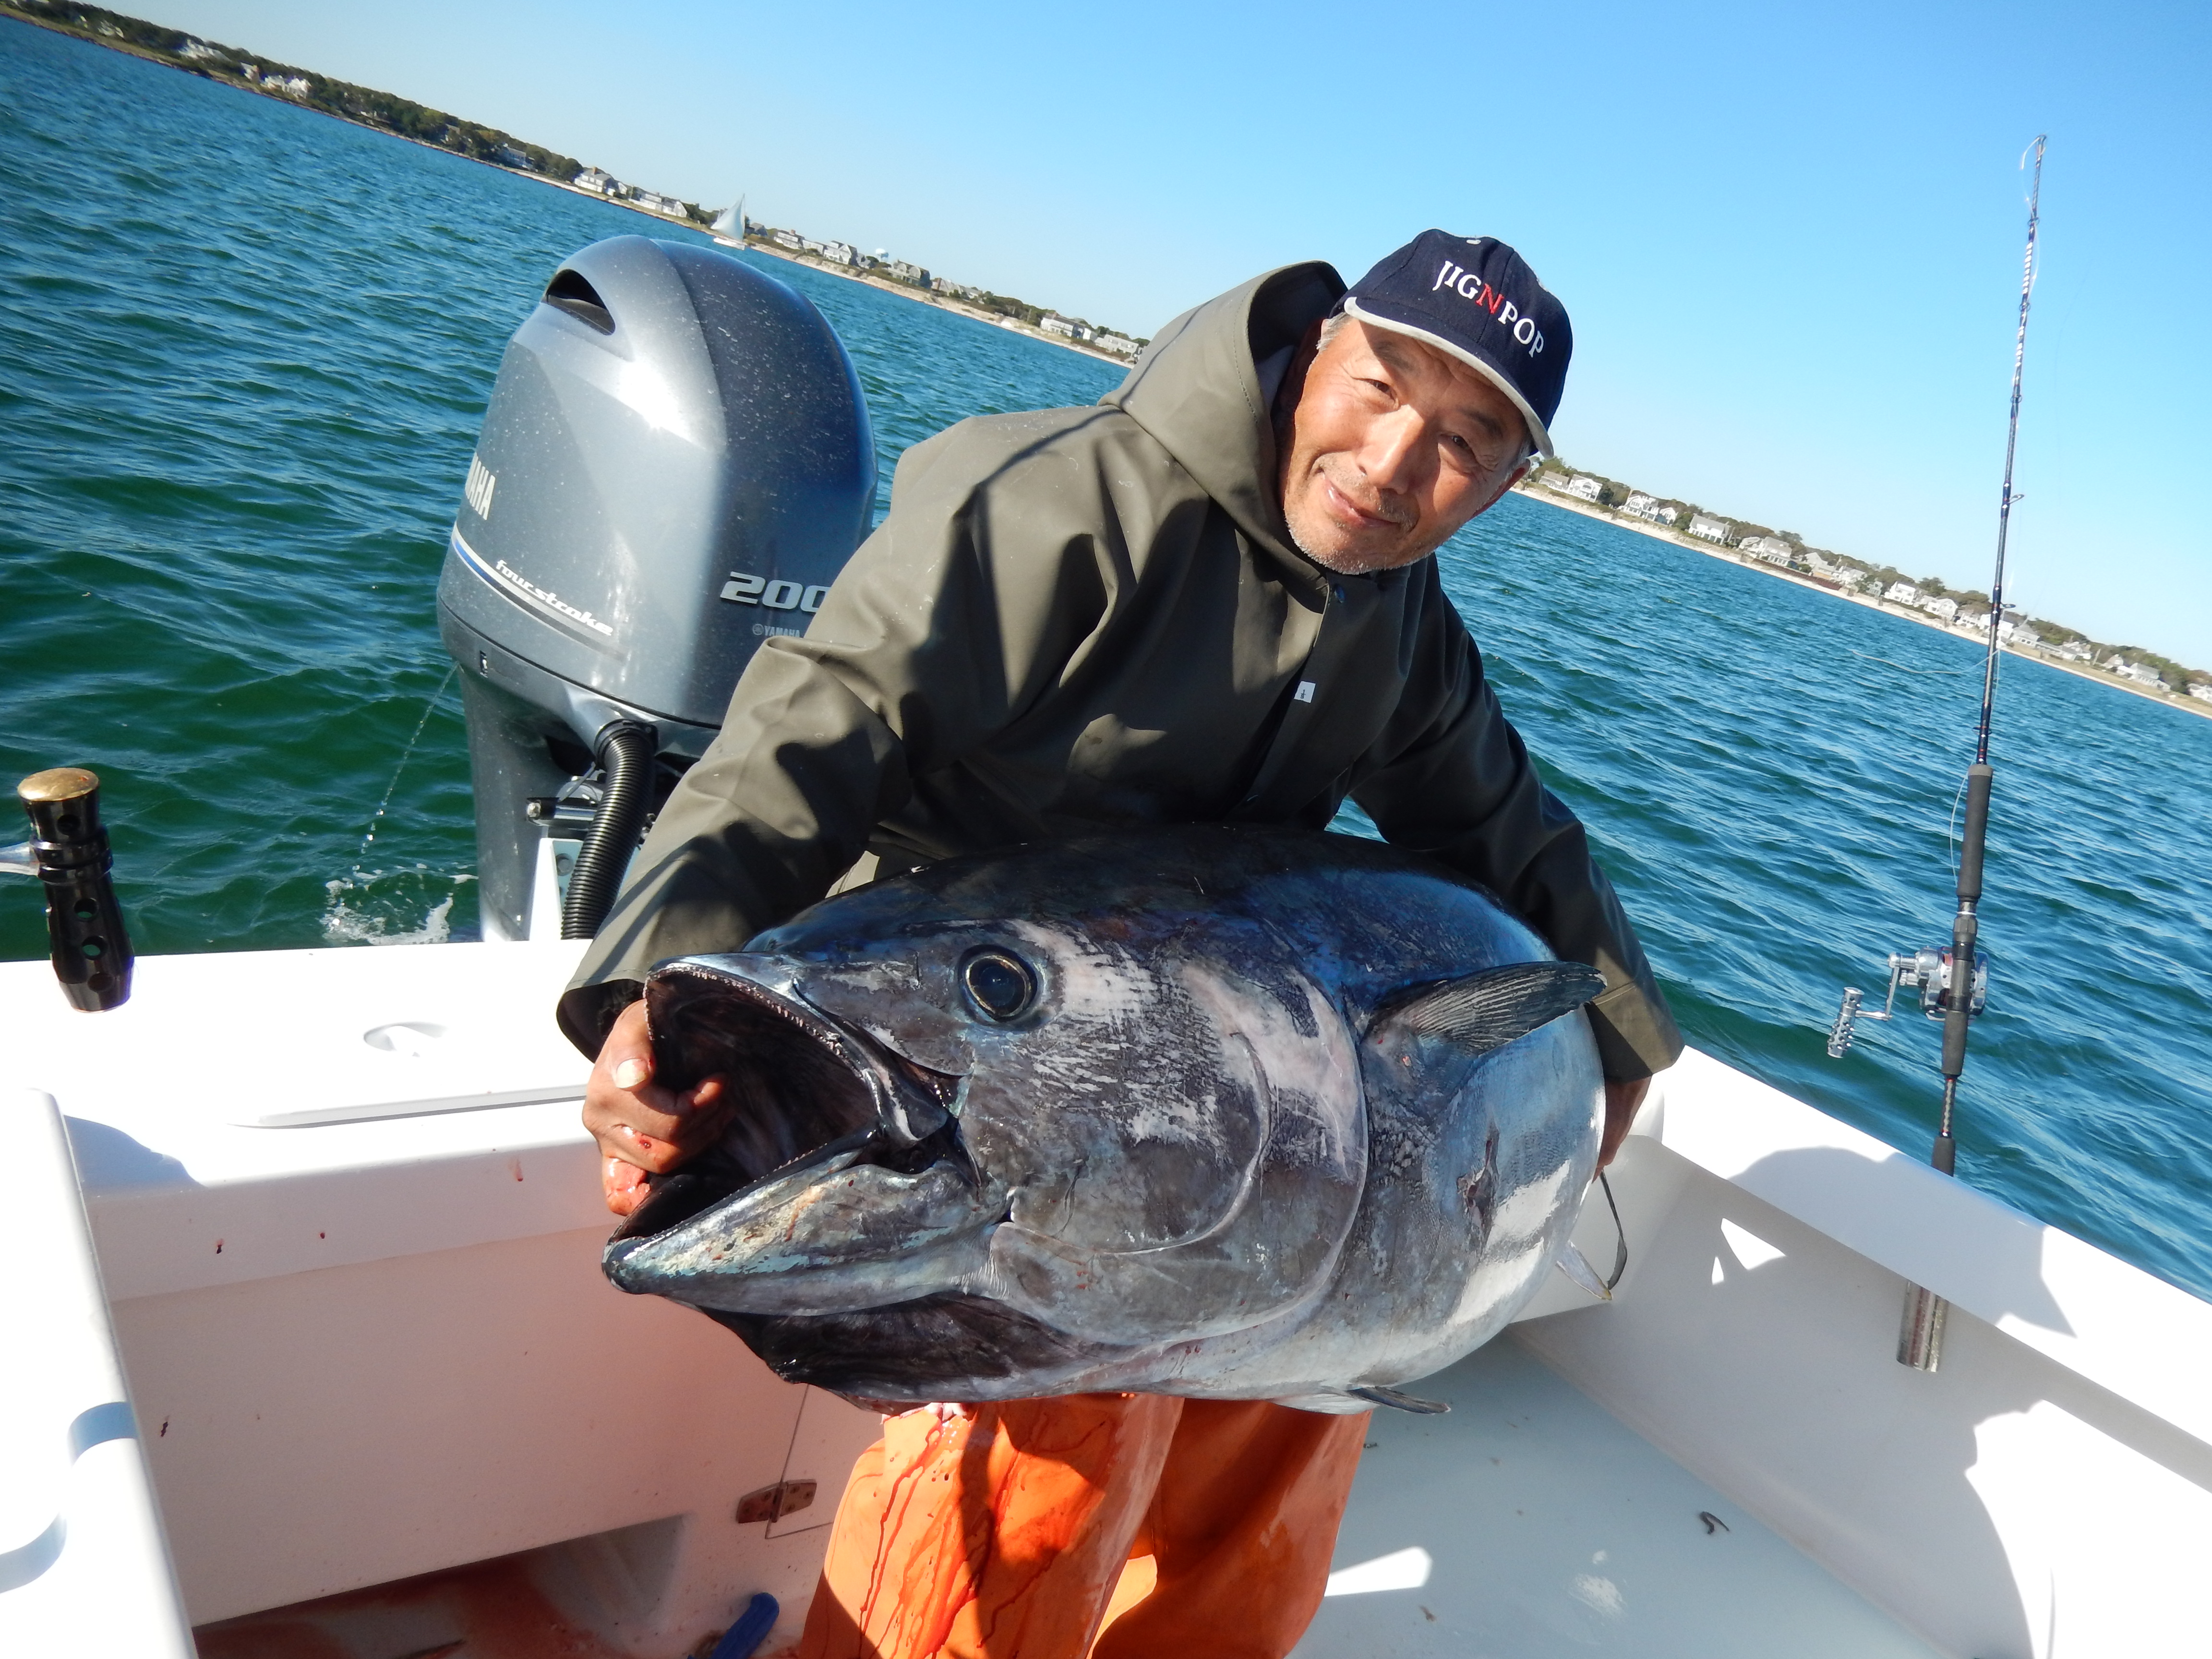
[1278,319,1533,574]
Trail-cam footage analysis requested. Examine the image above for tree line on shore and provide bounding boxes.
[738,222,1143,349]
[6,0,585,181]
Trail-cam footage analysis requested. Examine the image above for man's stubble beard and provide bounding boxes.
[1278,446,1426,576]
[1281,469,1432,576]
[1286,517,1420,576]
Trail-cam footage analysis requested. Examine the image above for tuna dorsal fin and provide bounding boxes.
[1372,961,1606,1056]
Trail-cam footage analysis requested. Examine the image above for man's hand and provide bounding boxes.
[1598,1075,1652,1173]
[584,998,731,1216]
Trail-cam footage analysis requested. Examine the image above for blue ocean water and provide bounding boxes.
[5,19,2208,1301]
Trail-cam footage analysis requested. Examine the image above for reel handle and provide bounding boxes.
[10,768,133,1011]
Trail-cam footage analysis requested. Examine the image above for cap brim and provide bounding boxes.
[1340,296,1554,458]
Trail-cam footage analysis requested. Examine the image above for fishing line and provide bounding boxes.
[1947,773,1970,880]
[355,662,457,863]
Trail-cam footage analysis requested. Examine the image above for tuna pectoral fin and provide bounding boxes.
[1371,962,1608,1056]
[1347,1385,1451,1416]
[1554,1244,1615,1302]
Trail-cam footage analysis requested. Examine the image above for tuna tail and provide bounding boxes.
[1370,961,1608,1054]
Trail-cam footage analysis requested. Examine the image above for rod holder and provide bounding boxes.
[1899,1283,1948,1371]
[9,768,134,1011]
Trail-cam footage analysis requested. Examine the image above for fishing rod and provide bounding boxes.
[1824,134,2045,1372]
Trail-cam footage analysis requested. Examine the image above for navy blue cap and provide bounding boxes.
[1338,231,1572,457]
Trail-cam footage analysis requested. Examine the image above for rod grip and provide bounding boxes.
[1956,763,1994,903]
[18,768,133,1012]
[1941,761,1994,1081]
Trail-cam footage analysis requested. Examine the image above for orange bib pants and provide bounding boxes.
[792,1394,1370,1659]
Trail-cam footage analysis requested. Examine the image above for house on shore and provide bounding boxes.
[2106,657,2164,687]
[1919,594,1960,624]
[1040,314,1098,341]
[1688,513,1731,543]
[773,229,803,251]
[1884,581,1920,605]
[888,259,930,286]
[1741,536,1794,566]
[574,168,618,195]
[1098,334,1142,356]
[1544,473,1604,503]
[2189,683,2212,703]
[1622,491,1682,525]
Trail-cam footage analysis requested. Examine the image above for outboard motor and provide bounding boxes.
[438,236,876,941]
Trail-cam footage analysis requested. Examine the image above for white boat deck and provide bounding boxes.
[1299,1336,1937,1658]
[5,938,2210,1656]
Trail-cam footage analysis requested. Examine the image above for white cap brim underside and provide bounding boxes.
[1340,296,1555,458]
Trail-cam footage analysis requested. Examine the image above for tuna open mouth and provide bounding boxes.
[603,953,984,1310]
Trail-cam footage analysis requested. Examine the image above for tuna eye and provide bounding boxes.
[962,950,1036,1021]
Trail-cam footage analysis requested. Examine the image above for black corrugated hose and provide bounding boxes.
[562,721,657,939]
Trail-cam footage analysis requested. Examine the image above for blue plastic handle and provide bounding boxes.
[709,1592,781,1659]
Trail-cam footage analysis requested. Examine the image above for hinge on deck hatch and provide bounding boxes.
[735,1479,817,1525]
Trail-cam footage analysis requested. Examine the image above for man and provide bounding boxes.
[563,230,1680,1658]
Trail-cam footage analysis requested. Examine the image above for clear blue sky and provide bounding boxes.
[141,0,2208,664]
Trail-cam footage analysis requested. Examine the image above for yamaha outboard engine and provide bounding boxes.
[438,236,876,941]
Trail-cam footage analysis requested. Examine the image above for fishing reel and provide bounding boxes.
[1826,948,1989,1059]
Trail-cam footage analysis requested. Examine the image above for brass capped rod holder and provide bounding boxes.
[3,768,134,1011]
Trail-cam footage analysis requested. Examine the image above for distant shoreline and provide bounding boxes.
[1511,482,2212,722]
[722,236,1135,369]
[7,4,1134,370]
[6,8,593,196]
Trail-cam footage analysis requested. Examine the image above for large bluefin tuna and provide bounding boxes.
[603,826,1607,1412]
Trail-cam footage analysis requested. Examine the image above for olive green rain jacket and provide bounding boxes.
[561,261,1682,1081]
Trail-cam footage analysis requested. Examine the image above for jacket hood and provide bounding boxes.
[1101,262,1344,597]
